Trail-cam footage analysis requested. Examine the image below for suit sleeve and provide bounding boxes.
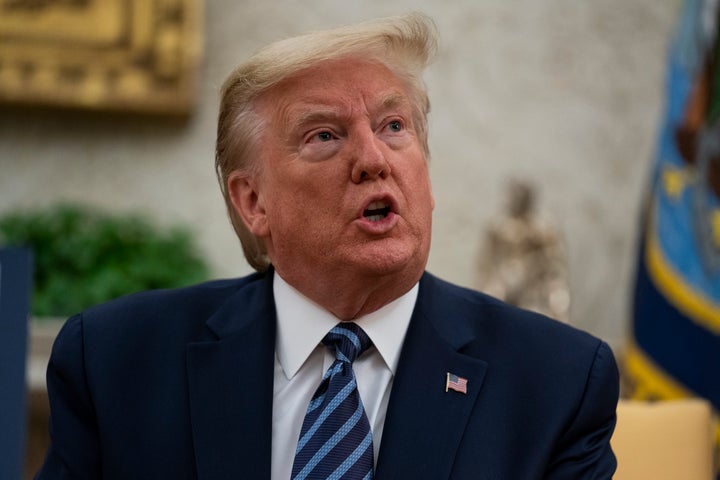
[34,314,102,480]
[544,341,619,480]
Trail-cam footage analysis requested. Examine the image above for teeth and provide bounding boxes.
[367,201,388,210]
[363,200,391,222]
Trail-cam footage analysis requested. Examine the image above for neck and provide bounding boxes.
[274,266,423,320]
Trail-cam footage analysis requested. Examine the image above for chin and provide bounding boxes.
[349,243,428,279]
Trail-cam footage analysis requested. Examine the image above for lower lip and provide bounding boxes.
[355,212,399,234]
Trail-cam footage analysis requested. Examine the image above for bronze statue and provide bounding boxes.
[477,180,571,322]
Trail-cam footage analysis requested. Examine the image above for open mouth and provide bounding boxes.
[363,201,392,222]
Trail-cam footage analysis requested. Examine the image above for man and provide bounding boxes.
[36,13,618,480]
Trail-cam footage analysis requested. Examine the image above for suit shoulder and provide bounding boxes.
[78,272,267,333]
[420,272,605,355]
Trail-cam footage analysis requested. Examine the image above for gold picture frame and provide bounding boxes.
[0,0,203,115]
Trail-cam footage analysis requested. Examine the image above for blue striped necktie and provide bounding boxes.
[291,322,374,480]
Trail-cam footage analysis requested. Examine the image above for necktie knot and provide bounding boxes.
[322,322,372,364]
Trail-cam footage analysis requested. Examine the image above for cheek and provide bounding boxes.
[409,169,434,221]
[406,162,433,199]
[266,176,338,227]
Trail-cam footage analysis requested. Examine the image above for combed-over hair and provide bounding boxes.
[215,12,437,272]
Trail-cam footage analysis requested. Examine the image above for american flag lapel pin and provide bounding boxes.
[446,372,468,394]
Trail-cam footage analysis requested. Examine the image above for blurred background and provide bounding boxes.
[0,0,678,344]
[0,0,708,478]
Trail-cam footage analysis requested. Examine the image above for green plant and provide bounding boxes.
[0,204,210,317]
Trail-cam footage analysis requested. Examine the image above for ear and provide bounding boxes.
[227,171,270,237]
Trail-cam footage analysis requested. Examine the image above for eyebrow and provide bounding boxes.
[289,91,411,131]
[293,109,344,130]
[377,92,410,113]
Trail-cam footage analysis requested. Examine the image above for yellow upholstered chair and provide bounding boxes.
[612,398,716,480]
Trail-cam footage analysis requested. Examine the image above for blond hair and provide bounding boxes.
[215,12,437,271]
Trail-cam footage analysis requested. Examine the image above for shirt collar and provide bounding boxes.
[274,271,418,380]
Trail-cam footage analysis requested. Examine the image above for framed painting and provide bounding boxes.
[0,0,203,114]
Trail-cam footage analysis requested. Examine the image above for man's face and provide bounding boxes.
[243,57,434,284]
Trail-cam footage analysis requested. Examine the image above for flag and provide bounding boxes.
[626,1,720,476]
[446,373,468,394]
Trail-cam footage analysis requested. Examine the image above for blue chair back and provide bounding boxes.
[0,248,33,480]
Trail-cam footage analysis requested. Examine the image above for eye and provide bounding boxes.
[308,130,336,143]
[387,120,403,132]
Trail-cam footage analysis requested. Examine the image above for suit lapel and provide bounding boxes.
[186,273,276,480]
[185,271,488,479]
[375,274,488,480]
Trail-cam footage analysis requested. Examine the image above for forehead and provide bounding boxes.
[255,57,412,124]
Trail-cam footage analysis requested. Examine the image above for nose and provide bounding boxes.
[350,129,391,183]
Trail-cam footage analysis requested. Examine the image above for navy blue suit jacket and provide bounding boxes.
[36,270,618,479]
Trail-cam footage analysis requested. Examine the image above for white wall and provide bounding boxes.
[0,1,680,345]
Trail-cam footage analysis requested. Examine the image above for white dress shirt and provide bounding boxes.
[271,272,418,480]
